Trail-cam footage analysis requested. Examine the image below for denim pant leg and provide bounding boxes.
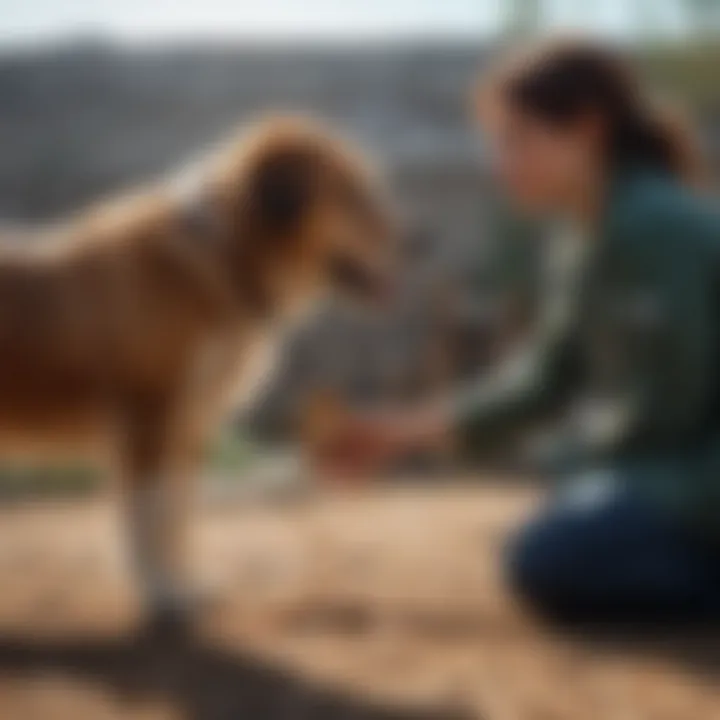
[505,470,720,622]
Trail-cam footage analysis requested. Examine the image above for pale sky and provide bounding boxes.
[0,0,687,46]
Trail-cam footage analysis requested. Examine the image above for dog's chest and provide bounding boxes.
[189,330,280,420]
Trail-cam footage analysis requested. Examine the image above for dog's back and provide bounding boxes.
[0,209,212,453]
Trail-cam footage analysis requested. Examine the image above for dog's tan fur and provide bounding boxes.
[0,117,394,617]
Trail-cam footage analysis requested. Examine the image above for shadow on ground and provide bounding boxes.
[0,626,471,720]
[563,623,720,685]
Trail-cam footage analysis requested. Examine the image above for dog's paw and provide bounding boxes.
[139,602,197,644]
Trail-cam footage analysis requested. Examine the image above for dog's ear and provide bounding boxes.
[245,146,319,235]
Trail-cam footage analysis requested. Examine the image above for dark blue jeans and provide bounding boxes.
[506,471,720,623]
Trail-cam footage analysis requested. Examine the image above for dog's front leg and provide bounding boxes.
[120,413,203,629]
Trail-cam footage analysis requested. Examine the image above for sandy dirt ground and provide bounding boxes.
[0,483,718,720]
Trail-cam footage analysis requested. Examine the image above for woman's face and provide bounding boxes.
[486,102,600,215]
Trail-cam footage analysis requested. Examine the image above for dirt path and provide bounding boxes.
[0,485,717,719]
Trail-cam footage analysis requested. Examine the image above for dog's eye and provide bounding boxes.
[328,254,376,294]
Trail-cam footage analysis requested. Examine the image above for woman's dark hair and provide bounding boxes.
[481,39,705,187]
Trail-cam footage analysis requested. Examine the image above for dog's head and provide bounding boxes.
[216,118,398,311]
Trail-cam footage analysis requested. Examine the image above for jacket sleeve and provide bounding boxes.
[452,263,580,455]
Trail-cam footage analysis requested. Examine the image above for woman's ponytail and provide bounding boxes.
[612,101,706,187]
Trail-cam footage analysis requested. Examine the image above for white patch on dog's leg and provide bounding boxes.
[126,474,195,618]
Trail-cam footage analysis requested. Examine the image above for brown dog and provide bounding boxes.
[0,117,396,623]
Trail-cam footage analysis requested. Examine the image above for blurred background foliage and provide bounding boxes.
[640,41,720,121]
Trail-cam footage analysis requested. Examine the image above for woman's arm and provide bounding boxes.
[322,274,581,474]
[450,312,578,456]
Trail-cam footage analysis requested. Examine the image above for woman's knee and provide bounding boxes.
[504,514,575,613]
[503,480,683,621]
[503,493,620,617]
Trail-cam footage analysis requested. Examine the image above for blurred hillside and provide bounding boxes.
[0,42,487,220]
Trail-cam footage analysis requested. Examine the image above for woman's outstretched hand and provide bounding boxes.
[305,398,451,483]
[314,411,403,479]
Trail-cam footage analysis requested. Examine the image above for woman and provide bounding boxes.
[324,39,720,623]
